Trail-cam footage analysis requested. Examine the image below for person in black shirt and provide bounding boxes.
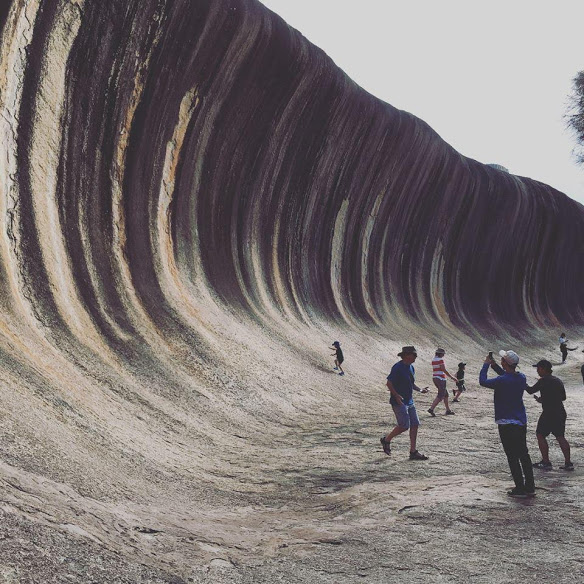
[526,359,573,471]
[330,341,344,376]
[452,362,466,402]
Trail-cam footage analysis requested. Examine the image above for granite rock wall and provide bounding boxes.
[2,0,583,363]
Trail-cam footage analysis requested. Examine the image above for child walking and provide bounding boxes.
[453,362,466,402]
[331,341,344,376]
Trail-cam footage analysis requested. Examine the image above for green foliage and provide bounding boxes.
[567,71,584,164]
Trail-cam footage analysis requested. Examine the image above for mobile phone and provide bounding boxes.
[488,351,494,360]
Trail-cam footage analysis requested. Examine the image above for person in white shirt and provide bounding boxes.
[558,332,578,363]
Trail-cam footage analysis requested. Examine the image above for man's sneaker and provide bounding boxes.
[380,437,391,455]
[507,487,527,498]
[427,408,436,417]
[445,410,455,415]
[525,490,536,498]
[409,450,428,461]
[339,371,345,376]
[560,462,575,471]
[533,461,553,470]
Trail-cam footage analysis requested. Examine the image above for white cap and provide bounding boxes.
[499,350,519,365]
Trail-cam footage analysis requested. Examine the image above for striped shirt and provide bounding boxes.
[432,356,446,379]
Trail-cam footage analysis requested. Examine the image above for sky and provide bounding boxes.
[258,0,584,206]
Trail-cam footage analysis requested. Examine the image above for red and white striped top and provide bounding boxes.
[432,356,446,379]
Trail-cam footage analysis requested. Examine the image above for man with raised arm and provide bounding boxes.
[480,350,535,498]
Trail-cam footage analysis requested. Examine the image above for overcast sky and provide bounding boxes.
[259,0,584,206]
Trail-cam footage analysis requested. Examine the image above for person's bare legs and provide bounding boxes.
[384,425,407,442]
[409,424,418,453]
[536,433,550,463]
[430,394,452,413]
[557,436,571,464]
[444,394,452,413]
[430,395,443,411]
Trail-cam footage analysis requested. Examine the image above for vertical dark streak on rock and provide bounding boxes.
[58,0,139,345]
[0,0,12,39]
[16,0,64,330]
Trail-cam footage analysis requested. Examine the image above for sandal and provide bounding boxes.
[409,450,428,461]
[380,437,391,455]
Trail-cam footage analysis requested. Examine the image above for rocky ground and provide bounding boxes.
[1,331,583,583]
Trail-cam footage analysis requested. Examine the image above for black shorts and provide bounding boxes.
[536,411,566,438]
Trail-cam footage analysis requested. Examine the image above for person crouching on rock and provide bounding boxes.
[526,360,574,471]
[381,346,429,460]
[480,350,535,498]
[330,341,344,376]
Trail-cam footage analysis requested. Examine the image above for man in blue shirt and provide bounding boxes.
[480,350,535,498]
[381,346,429,460]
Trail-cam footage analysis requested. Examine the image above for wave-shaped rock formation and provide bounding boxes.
[1,0,584,581]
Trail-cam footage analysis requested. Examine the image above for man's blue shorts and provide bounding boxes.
[392,402,420,429]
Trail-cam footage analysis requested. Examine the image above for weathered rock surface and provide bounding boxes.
[1,0,583,582]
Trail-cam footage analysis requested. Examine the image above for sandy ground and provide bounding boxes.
[1,325,583,583]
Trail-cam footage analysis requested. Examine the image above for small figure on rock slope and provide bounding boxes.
[330,341,344,376]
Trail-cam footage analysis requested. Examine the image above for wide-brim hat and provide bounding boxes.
[398,346,417,357]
